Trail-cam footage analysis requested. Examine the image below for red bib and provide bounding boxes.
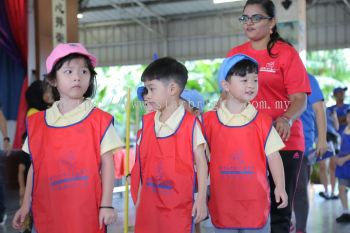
[203,111,272,229]
[27,108,113,233]
[134,111,197,233]
[131,129,142,204]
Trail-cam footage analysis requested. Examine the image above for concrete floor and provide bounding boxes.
[1,184,350,233]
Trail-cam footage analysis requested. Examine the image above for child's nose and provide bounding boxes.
[73,73,81,81]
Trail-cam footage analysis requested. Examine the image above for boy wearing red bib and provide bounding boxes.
[204,54,288,233]
[132,57,208,233]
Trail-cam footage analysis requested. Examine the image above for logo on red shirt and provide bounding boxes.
[260,62,276,73]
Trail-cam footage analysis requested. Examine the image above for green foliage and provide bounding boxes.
[306,49,350,103]
[185,59,222,111]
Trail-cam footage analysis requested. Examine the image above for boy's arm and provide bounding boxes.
[0,109,10,151]
[22,164,33,209]
[99,150,117,228]
[331,110,339,131]
[12,164,33,229]
[18,164,26,203]
[135,182,142,208]
[336,153,350,166]
[100,151,115,206]
[267,151,288,209]
[193,142,208,223]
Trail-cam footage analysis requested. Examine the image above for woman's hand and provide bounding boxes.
[274,117,291,141]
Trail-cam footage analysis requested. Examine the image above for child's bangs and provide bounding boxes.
[226,60,258,80]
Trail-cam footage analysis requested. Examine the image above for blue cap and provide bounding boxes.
[333,87,347,94]
[137,86,146,101]
[217,54,258,89]
[180,89,205,113]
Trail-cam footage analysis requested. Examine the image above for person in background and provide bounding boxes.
[0,105,10,225]
[294,74,328,233]
[321,87,350,201]
[181,89,205,233]
[25,80,53,117]
[181,89,205,118]
[329,87,350,135]
[318,106,340,200]
[335,109,350,223]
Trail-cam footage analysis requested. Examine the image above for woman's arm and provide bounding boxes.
[275,93,307,141]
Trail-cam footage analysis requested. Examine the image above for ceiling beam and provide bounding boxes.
[109,2,164,38]
[131,0,166,22]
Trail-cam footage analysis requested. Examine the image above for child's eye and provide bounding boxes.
[64,70,72,74]
[241,79,247,82]
[254,79,258,82]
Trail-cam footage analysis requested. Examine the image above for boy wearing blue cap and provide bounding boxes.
[329,87,350,135]
[203,54,288,233]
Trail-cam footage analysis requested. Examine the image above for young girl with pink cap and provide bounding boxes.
[12,43,123,233]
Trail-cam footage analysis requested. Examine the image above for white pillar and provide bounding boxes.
[273,0,307,64]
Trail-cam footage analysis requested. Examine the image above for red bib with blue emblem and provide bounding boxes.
[27,108,113,233]
[203,110,272,229]
[134,111,197,233]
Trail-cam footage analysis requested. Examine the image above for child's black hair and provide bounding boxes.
[225,59,258,81]
[25,80,49,111]
[44,53,97,101]
[141,57,188,92]
[141,87,148,99]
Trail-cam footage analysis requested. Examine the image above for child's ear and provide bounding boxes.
[221,80,230,92]
[168,81,180,96]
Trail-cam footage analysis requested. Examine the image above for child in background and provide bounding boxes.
[131,86,156,215]
[12,43,123,233]
[181,89,206,233]
[335,108,350,223]
[181,89,205,117]
[203,54,288,233]
[132,57,208,233]
[137,86,156,114]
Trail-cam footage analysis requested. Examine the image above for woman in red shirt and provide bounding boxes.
[227,1,310,232]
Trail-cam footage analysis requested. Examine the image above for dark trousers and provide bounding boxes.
[268,150,303,233]
[0,154,5,215]
[294,156,310,232]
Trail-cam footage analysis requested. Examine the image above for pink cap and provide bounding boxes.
[46,43,97,73]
